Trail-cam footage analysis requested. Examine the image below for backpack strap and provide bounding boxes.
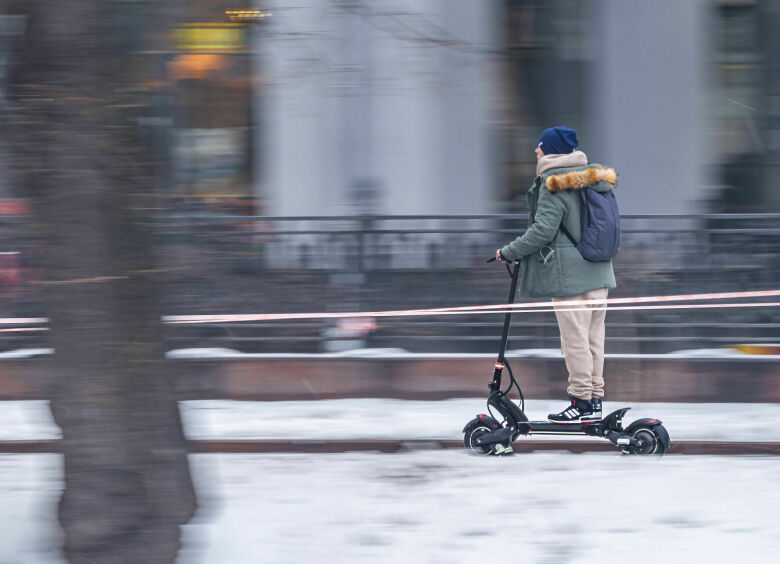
[559,221,578,246]
[558,186,589,247]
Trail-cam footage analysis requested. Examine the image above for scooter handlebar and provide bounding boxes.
[487,257,518,263]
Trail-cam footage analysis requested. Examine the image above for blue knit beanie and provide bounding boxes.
[538,126,578,155]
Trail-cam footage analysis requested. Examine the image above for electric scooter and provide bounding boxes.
[462,259,670,456]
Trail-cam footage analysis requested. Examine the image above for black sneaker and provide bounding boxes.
[591,398,602,420]
[548,396,598,423]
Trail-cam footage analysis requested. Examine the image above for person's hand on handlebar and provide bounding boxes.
[495,248,506,262]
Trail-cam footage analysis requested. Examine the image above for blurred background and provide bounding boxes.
[1,2,780,564]
[2,0,779,355]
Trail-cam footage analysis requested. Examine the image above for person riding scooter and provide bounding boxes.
[496,126,618,423]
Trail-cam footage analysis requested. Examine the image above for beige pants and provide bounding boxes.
[551,288,609,401]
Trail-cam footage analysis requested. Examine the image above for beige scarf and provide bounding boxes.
[536,150,588,176]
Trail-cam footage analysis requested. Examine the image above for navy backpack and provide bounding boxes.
[559,188,620,262]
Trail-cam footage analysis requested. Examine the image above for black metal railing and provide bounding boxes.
[153,213,780,354]
[2,213,779,354]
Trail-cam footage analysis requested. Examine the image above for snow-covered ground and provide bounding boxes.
[4,398,780,443]
[178,451,780,564]
[0,401,62,441]
[181,398,780,443]
[0,455,63,564]
[3,400,780,563]
[3,452,780,564]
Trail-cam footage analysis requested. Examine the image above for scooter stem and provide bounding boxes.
[490,261,520,391]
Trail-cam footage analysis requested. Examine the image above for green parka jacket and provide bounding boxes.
[500,164,618,298]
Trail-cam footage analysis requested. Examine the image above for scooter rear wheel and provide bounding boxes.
[628,425,669,455]
[463,420,493,455]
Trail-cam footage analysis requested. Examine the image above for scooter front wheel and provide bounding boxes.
[462,419,493,455]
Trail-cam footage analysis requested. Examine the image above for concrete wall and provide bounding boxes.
[5,356,779,403]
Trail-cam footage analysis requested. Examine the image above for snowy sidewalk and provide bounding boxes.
[4,452,780,564]
[4,399,780,443]
[2,397,780,563]
[178,398,780,443]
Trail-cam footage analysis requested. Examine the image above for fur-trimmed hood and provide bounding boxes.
[545,166,618,193]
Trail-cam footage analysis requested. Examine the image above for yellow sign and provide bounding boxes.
[174,26,245,52]
[226,10,272,22]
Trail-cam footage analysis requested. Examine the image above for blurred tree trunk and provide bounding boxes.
[7,1,196,563]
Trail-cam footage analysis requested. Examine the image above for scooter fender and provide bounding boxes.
[462,413,501,433]
[601,407,632,433]
[626,418,671,451]
[487,391,529,425]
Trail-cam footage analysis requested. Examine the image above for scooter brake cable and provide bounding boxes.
[503,358,525,413]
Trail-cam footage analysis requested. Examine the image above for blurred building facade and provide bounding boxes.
[3,1,777,216]
[256,0,503,216]
[254,0,780,216]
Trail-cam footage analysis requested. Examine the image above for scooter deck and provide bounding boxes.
[525,419,601,436]
[521,407,630,436]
